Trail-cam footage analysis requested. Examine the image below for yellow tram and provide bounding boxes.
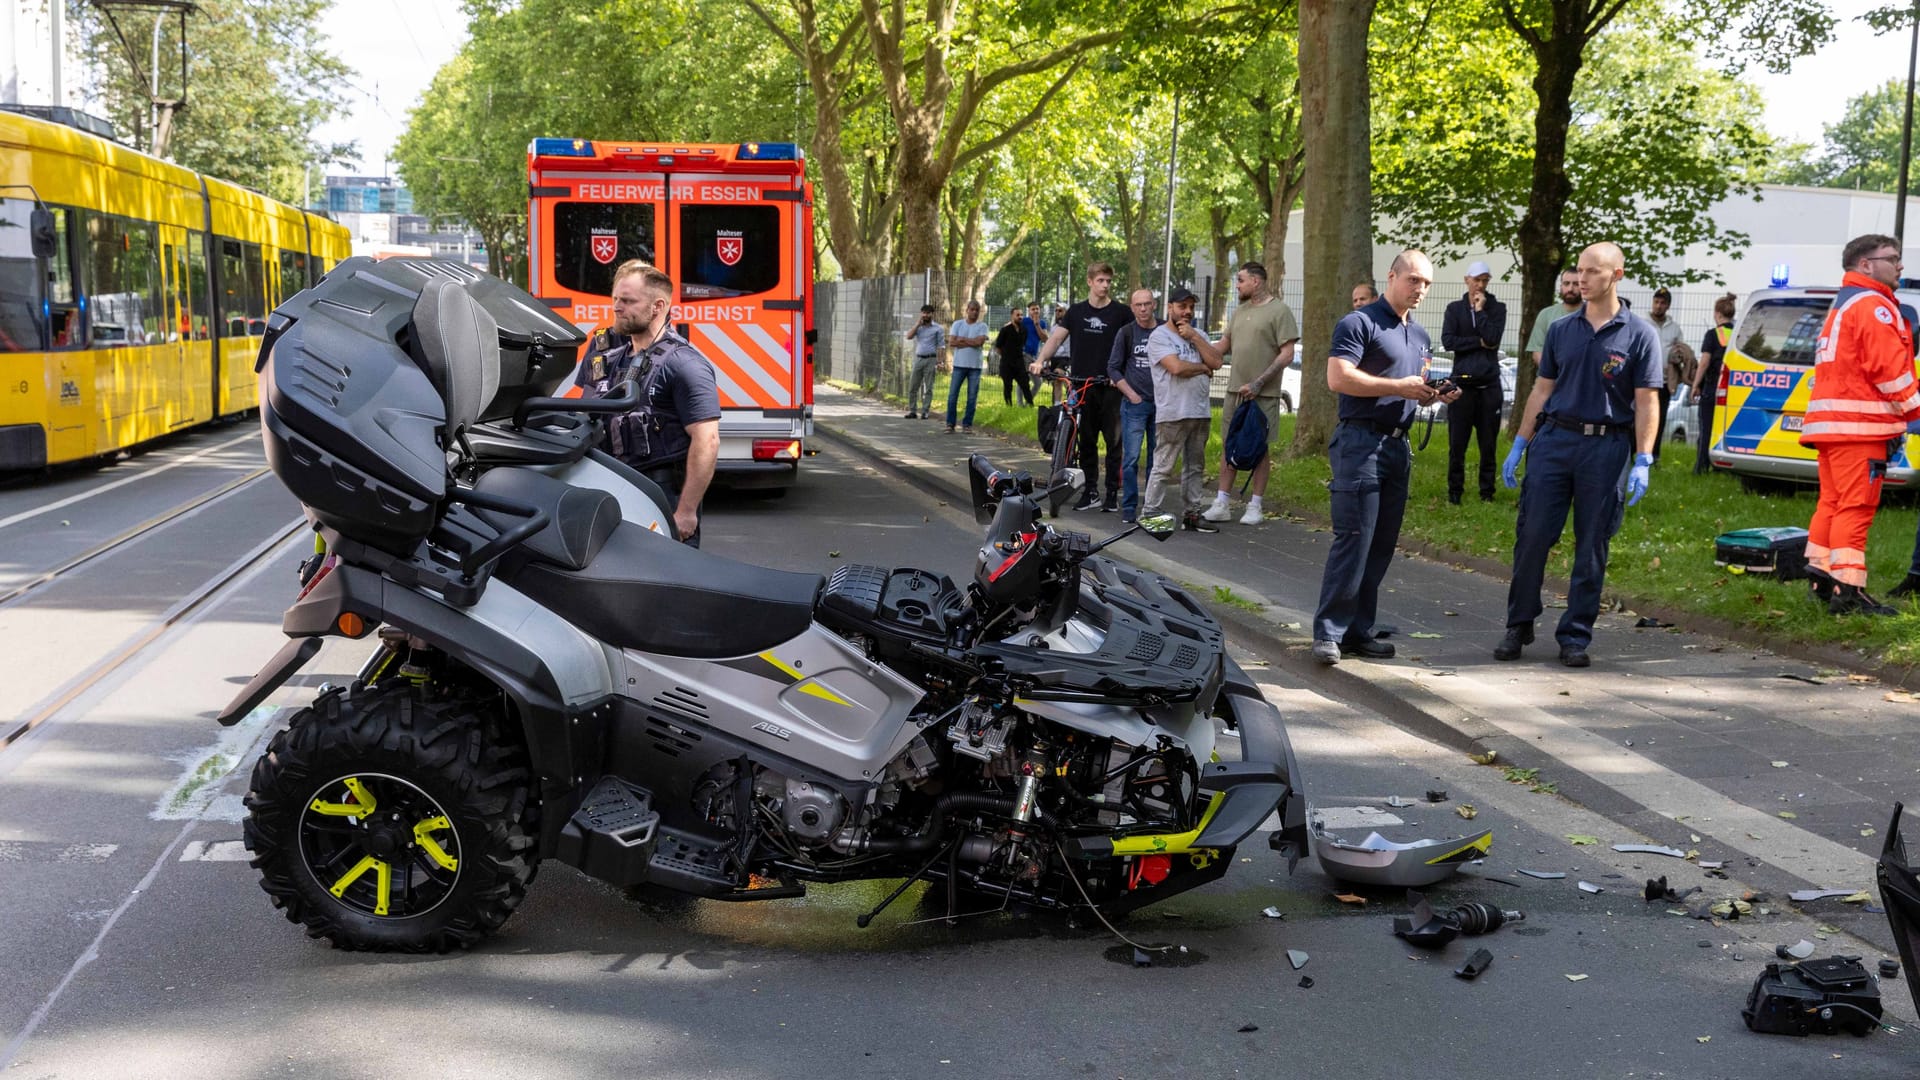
[0,108,350,469]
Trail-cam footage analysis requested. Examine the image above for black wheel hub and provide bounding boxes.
[297,773,461,919]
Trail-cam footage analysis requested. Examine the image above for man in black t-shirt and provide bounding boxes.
[1035,262,1128,511]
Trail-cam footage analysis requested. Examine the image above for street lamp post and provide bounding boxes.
[1898,0,1919,250]
[1160,96,1180,314]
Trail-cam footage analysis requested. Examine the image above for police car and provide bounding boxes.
[1705,285,1920,492]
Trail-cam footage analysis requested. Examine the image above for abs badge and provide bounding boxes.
[590,229,619,265]
[717,231,744,266]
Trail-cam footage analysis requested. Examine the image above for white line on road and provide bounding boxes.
[0,430,260,533]
[177,840,250,862]
[0,842,118,863]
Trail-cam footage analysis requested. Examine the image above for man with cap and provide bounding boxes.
[1497,242,1662,667]
[1646,286,1687,462]
[1311,249,1457,665]
[1440,261,1508,503]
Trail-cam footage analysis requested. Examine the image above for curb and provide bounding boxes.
[818,383,1916,689]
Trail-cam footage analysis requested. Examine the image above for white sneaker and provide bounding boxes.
[1201,503,1233,523]
[1239,504,1264,525]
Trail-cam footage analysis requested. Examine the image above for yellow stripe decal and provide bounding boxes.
[757,652,852,707]
[1423,831,1495,866]
[1110,793,1225,856]
[413,815,458,871]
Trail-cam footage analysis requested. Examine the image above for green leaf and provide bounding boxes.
[1566,834,1600,846]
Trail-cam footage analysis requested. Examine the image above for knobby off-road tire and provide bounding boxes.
[243,683,539,952]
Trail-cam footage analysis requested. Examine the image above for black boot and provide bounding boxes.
[1889,572,1920,600]
[1830,584,1898,617]
[1807,567,1837,605]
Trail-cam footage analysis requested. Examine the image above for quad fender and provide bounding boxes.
[218,561,614,848]
[1219,654,1309,870]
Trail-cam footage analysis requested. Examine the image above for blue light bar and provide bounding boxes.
[532,138,594,157]
[1770,263,1790,287]
[737,142,798,161]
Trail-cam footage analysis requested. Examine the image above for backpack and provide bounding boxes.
[1222,399,1270,492]
[1036,403,1064,454]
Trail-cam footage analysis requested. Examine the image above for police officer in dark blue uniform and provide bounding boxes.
[574,261,721,547]
[1497,242,1661,667]
[1312,249,1459,666]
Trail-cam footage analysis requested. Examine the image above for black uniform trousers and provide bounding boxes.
[1505,424,1631,649]
[1446,381,1503,500]
[1314,422,1411,645]
[1077,382,1123,498]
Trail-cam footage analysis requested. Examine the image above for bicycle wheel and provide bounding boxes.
[1047,384,1078,517]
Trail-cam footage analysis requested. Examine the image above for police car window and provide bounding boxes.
[1733,298,1828,366]
[680,205,780,299]
[554,202,656,296]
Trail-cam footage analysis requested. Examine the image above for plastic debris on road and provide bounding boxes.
[1789,889,1859,902]
[1517,869,1566,880]
[1614,843,1688,858]
[1287,950,1309,970]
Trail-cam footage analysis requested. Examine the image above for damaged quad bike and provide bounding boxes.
[217,257,1309,951]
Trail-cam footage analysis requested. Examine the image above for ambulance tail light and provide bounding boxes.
[1715,364,1729,409]
[753,439,802,461]
[533,138,595,157]
[738,142,798,161]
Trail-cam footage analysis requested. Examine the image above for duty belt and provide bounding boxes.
[1545,416,1631,437]
[1341,418,1410,440]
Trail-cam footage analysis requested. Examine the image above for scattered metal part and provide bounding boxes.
[1287,949,1309,971]
[1789,889,1859,902]
[1237,1024,1259,1033]
[1384,795,1416,808]
[1565,973,1589,982]
[1645,876,1703,904]
[1313,823,1492,888]
[1698,861,1726,870]
[1881,959,1902,979]
[1613,843,1688,858]
[1777,940,1816,961]
[1454,948,1494,980]
[1298,976,1314,989]
[1517,869,1566,880]
[1426,790,1448,803]
[1262,906,1285,920]
[1579,881,1605,893]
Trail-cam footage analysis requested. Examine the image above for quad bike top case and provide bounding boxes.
[257,256,586,553]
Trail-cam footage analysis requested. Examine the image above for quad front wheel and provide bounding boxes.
[242,683,539,952]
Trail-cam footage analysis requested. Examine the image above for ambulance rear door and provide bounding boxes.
[528,166,666,339]
[670,172,806,487]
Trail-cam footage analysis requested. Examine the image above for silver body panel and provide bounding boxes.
[429,576,616,706]
[544,454,674,534]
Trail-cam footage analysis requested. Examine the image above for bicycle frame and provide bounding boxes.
[1045,374,1102,518]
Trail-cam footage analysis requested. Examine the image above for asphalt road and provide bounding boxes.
[0,428,1913,1079]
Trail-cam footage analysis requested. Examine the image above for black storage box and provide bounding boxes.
[1741,956,1882,1036]
[1714,526,1809,580]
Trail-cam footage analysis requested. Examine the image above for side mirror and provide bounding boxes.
[29,206,55,260]
[1137,514,1177,541]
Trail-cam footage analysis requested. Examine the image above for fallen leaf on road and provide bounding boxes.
[1468,751,1499,765]
[1456,804,1479,820]
[1768,609,1787,617]
[1863,828,1878,838]
[1410,632,1443,639]
[1848,674,1875,683]
[1771,761,1790,768]
[1566,834,1600,846]
[1565,973,1589,982]
[1842,892,1873,904]
[1444,610,1460,616]
[828,550,841,558]
[1333,893,1367,906]
[1886,692,1917,704]
[1778,811,1798,819]
[1696,1036,1711,1044]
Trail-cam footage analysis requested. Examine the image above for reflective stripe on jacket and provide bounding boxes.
[1801,271,1920,446]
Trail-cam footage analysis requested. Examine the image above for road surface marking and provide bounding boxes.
[178,840,250,862]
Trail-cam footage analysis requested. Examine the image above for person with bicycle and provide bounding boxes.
[1035,264,1129,512]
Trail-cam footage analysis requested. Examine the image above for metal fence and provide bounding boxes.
[814,274,1027,395]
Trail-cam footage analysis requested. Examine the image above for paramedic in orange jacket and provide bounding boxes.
[1801,233,1920,616]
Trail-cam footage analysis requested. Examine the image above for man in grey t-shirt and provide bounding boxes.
[903,304,945,419]
[1144,287,1225,531]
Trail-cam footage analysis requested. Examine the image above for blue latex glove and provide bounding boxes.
[1502,436,1528,489]
[1626,452,1653,507]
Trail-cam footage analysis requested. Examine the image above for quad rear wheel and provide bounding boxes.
[243,682,539,952]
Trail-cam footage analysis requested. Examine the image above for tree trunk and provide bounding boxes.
[1208,206,1236,333]
[1294,0,1377,456]
[1263,163,1304,285]
[1505,2,1595,433]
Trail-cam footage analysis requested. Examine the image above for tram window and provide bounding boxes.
[279,249,308,297]
[85,213,163,347]
[552,202,655,297]
[242,243,266,327]
[219,237,248,336]
[0,198,57,352]
[187,239,211,339]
